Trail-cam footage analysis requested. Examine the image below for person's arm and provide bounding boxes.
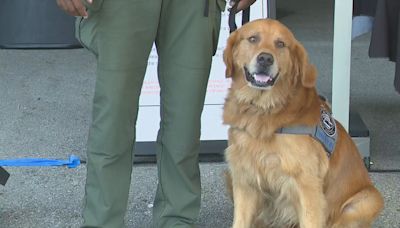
[235,0,257,11]
[56,0,92,17]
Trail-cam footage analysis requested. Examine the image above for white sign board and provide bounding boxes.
[136,1,269,142]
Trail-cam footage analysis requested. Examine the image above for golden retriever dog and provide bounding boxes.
[223,19,384,228]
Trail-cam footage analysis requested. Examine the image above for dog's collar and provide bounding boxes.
[276,107,338,157]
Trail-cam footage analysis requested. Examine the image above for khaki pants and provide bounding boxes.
[76,0,225,227]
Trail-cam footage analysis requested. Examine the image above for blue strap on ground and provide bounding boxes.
[0,155,80,168]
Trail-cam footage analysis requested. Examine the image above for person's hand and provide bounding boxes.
[56,0,92,17]
[235,0,257,11]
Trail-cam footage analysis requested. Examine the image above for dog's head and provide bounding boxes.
[223,19,317,109]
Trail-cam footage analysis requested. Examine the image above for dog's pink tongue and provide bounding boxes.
[254,74,271,82]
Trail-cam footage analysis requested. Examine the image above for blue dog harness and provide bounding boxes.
[276,107,338,157]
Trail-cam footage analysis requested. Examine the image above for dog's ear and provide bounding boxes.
[223,31,237,78]
[302,64,317,88]
[293,42,317,88]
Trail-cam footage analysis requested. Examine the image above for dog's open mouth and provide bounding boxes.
[244,67,279,89]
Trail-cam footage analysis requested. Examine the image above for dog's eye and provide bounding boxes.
[275,40,285,48]
[248,35,259,43]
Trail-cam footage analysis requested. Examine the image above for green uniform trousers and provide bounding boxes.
[76,0,225,227]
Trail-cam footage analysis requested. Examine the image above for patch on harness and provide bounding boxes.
[316,107,337,156]
[320,108,336,137]
[276,106,338,157]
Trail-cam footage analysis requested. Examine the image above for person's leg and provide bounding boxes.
[76,0,162,227]
[152,0,224,227]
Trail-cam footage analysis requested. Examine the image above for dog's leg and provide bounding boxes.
[232,183,262,228]
[331,186,384,228]
[224,170,234,202]
[296,180,327,228]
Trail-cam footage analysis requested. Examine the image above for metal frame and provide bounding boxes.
[332,0,353,131]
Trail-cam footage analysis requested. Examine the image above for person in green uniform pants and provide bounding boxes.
[57,0,256,227]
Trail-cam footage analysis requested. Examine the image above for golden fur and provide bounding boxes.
[223,19,383,228]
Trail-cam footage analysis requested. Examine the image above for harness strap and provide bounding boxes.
[276,125,316,135]
[276,107,338,157]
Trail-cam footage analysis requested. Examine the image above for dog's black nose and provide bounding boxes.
[257,53,274,66]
